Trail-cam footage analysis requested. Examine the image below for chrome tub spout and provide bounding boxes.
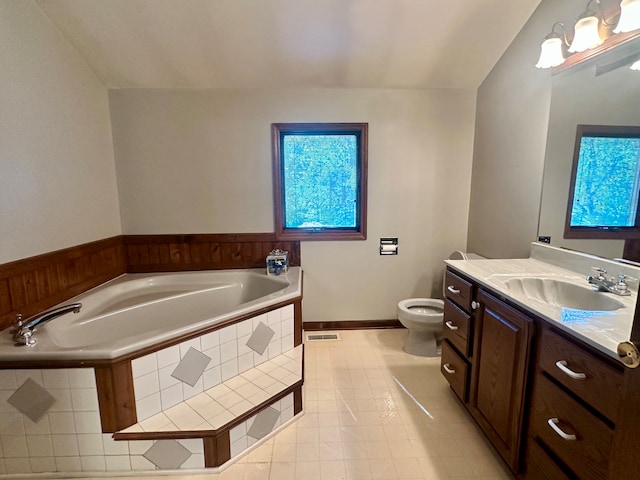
[14,303,82,346]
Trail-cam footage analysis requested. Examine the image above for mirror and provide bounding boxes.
[538,60,640,259]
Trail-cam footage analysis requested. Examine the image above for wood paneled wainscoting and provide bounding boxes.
[0,237,126,332]
[123,233,300,272]
[0,233,300,331]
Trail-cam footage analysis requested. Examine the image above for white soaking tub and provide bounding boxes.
[0,268,301,361]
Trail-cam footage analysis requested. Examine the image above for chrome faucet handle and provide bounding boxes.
[616,274,637,293]
[589,266,608,281]
[618,274,637,283]
[13,313,36,347]
[13,313,24,335]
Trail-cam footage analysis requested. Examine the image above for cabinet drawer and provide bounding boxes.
[444,270,473,312]
[524,440,571,480]
[441,340,468,401]
[443,299,471,357]
[538,328,623,422]
[530,374,613,480]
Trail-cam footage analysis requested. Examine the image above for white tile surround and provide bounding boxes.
[131,304,295,421]
[0,304,301,475]
[229,394,295,459]
[122,347,301,433]
[0,368,172,475]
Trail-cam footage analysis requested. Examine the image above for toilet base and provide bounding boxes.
[402,330,442,357]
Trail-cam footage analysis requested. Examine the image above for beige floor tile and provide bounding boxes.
[272,442,297,462]
[344,459,372,480]
[319,425,341,442]
[297,426,320,443]
[320,459,347,480]
[342,441,369,460]
[368,458,398,480]
[319,441,344,461]
[269,461,296,479]
[295,460,321,480]
[364,440,392,459]
[296,441,320,462]
[297,411,320,427]
[243,462,271,480]
[393,457,423,479]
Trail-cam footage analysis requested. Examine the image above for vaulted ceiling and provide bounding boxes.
[35,0,541,90]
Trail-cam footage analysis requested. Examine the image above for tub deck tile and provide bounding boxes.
[119,345,302,434]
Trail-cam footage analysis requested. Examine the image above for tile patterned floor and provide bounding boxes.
[69,329,514,480]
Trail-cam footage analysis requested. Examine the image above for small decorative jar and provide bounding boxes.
[266,249,289,276]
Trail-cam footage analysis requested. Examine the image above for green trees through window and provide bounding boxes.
[283,134,357,228]
[571,136,640,228]
[272,123,368,241]
[565,124,640,240]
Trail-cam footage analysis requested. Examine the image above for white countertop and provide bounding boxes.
[445,253,637,360]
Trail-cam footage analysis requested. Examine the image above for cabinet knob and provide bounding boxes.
[471,300,480,310]
[617,341,640,368]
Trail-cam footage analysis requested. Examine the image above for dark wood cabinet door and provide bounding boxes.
[471,289,534,472]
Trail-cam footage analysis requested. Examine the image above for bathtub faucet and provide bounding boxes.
[13,303,82,346]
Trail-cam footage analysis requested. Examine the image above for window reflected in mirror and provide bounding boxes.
[566,125,640,239]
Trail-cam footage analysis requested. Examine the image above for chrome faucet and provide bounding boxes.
[13,303,82,346]
[586,267,634,296]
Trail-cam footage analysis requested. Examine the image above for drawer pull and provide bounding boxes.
[445,321,459,331]
[547,418,577,441]
[443,364,456,374]
[447,286,461,295]
[555,360,587,380]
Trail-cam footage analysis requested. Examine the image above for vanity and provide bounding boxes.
[440,242,640,479]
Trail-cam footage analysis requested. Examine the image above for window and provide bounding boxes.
[271,123,368,241]
[565,124,640,239]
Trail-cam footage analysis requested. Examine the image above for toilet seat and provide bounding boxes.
[397,298,444,324]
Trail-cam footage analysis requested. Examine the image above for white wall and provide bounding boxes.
[109,88,477,322]
[0,1,121,264]
[467,0,582,259]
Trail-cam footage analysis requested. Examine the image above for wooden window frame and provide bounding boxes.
[271,122,368,241]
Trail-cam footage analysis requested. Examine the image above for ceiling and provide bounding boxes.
[35,0,541,90]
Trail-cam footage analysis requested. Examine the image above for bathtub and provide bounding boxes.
[0,267,301,361]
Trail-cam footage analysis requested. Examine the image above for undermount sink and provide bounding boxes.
[502,277,625,311]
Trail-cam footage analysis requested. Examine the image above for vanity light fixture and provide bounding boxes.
[538,0,640,72]
[569,0,610,53]
[536,22,569,68]
[614,0,640,33]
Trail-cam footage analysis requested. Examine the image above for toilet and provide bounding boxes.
[397,298,444,356]
[397,251,483,357]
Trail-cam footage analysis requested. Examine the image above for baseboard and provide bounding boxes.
[303,319,403,331]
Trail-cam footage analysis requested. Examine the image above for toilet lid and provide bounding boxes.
[448,251,467,260]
